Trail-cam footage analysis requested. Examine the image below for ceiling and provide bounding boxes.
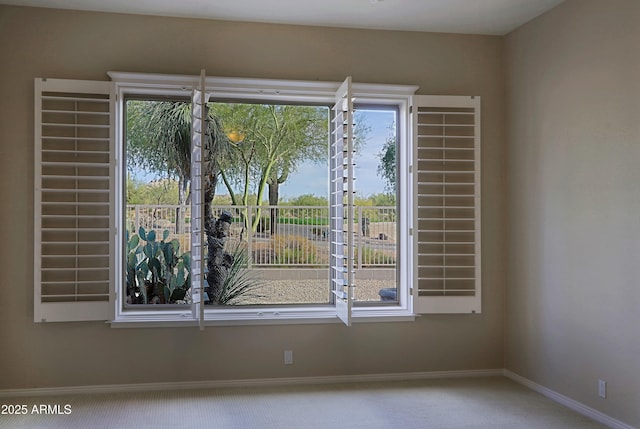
[1,0,564,35]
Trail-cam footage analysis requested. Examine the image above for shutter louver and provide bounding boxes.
[413,95,481,314]
[191,70,209,330]
[330,77,355,326]
[34,78,114,322]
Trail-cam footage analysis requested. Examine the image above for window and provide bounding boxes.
[34,72,481,326]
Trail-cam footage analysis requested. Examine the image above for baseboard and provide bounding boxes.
[504,370,636,429]
[0,368,503,398]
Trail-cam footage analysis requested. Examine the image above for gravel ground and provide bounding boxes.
[241,278,396,305]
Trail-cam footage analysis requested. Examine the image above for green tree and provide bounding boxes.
[369,192,396,206]
[126,176,179,205]
[213,103,370,235]
[282,194,329,206]
[377,127,397,193]
[126,99,231,230]
[127,100,190,205]
[126,100,230,207]
[212,103,329,234]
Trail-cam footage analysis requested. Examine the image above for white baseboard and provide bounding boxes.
[504,370,637,429]
[0,368,503,398]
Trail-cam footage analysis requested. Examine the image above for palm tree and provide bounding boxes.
[127,100,229,206]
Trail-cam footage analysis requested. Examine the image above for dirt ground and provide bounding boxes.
[240,278,396,305]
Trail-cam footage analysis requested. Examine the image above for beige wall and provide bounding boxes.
[0,6,506,389]
[505,0,640,427]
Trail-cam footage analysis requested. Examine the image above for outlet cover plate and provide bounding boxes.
[598,379,607,398]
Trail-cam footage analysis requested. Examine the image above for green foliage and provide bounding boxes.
[125,227,191,305]
[215,243,263,305]
[246,215,330,227]
[355,246,396,266]
[125,230,144,302]
[369,192,396,206]
[279,193,393,208]
[126,100,191,182]
[127,227,260,306]
[281,194,328,206]
[271,235,317,265]
[211,194,234,206]
[377,129,397,192]
[126,176,180,205]
[354,196,373,207]
[126,99,230,205]
[213,102,330,231]
[277,216,329,226]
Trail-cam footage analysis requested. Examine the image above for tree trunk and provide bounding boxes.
[205,210,232,304]
[203,173,215,243]
[176,177,189,234]
[268,181,279,235]
[268,166,289,235]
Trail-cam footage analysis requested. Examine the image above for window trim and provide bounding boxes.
[109,71,417,326]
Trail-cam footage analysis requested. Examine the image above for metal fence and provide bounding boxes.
[126,204,396,268]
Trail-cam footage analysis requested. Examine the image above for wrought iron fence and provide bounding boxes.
[126,205,396,268]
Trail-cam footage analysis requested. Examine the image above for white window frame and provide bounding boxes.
[108,71,417,327]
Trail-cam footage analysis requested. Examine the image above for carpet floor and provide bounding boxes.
[0,376,608,429]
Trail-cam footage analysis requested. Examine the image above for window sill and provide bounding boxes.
[109,306,415,328]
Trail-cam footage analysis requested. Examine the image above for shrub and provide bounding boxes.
[355,246,396,266]
[271,234,317,265]
[216,243,263,305]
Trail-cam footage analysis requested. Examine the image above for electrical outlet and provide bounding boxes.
[284,350,293,365]
[598,379,607,398]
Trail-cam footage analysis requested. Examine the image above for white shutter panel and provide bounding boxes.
[191,70,209,330]
[330,77,355,326]
[34,78,115,322]
[413,95,481,314]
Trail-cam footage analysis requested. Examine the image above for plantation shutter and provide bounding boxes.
[34,78,115,322]
[330,77,355,326]
[413,95,481,314]
[191,70,209,330]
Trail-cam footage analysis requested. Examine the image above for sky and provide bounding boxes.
[279,109,396,199]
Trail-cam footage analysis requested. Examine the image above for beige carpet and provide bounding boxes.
[0,377,607,429]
